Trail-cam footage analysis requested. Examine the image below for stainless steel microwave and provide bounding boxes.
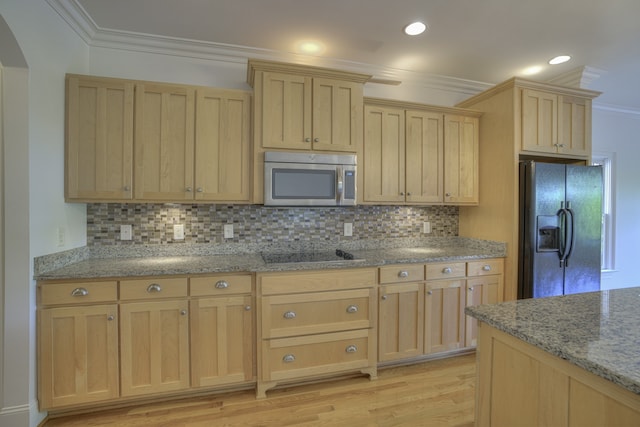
[264,151,357,206]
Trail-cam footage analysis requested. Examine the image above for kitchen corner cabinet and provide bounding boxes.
[37,281,119,409]
[456,78,599,301]
[363,98,480,205]
[65,75,134,201]
[464,259,503,347]
[256,268,378,398]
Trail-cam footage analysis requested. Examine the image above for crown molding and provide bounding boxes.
[593,102,640,116]
[46,0,97,43]
[547,66,606,89]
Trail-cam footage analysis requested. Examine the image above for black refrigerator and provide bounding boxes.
[518,161,603,299]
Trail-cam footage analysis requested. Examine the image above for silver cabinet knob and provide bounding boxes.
[283,311,296,319]
[407,192,411,196]
[305,137,311,142]
[427,290,433,295]
[283,354,295,363]
[244,305,251,311]
[345,345,358,353]
[146,283,162,293]
[186,187,193,192]
[442,267,452,274]
[180,309,187,316]
[381,295,388,300]
[445,192,451,197]
[124,185,131,191]
[400,192,405,196]
[196,187,203,193]
[469,287,474,292]
[107,315,115,321]
[313,138,319,142]
[346,305,358,314]
[215,280,229,289]
[398,271,409,278]
[482,265,492,271]
[71,287,88,297]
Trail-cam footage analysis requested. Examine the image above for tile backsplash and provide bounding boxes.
[87,204,459,246]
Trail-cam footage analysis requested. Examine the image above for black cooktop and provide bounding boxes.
[261,249,360,264]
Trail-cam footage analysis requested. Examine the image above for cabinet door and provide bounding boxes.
[120,300,190,396]
[39,305,119,409]
[521,89,559,154]
[312,78,362,152]
[378,283,424,362]
[424,280,465,354]
[406,110,444,203]
[66,76,133,201]
[558,95,591,157]
[261,72,312,150]
[363,105,405,203]
[190,295,254,388]
[134,83,195,201]
[465,275,503,347]
[195,88,251,201]
[444,114,479,204]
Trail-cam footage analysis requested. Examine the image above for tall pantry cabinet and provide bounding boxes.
[456,77,600,301]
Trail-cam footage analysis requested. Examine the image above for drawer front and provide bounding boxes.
[467,259,504,276]
[379,264,425,284]
[38,281,117,306]
[259,268,377,295]
[263,329,370,381]
[120,277,188,300]
[262,289,372,339]
[425,262,466,280]
[190,274,252,297]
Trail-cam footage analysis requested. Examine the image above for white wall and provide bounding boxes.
[0,1,88,425]
[592,107,640,290]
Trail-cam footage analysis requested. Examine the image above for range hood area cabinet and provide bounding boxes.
[246,60,371,204]
[362,98,481,205]
[65,75,252,203]
[455,78,600,301]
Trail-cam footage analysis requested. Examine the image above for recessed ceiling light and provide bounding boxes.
[404,21,427,36]
[296,40,326,55]
[549,55,571,65]
[522,65,544,75]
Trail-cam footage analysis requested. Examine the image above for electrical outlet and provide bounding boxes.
[56,227,65,247]
[344,222,353,237]
[423,221,431,234]
[223,224,234,239]
[174,224,185,240]
[120,224,132,241]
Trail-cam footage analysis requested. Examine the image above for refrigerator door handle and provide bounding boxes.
[565,202,576,267]
[558,204,569,267]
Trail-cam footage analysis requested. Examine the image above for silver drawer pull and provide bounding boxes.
[215,280,229,289]
[381,295,388,300]
[283,354,296,363]
[283,311,296,319]
[427,290,433,295]
[146,284,162,293]
[71,287,89,297]
[345,345,358,353]
[244,305,251,311]
[398,271,409,278]
[346,305,358,314]
[442,267,453,274]
[482,265,492,271]
[180,309,187,316]
[107,315,115,321]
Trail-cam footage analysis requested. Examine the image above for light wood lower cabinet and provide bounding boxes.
[256,268,378,398]
[424,279,466,354]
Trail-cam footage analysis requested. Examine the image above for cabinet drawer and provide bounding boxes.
[262,289,373,339]
[425,262,466,280]
[120,278,188,300]
[379,264,425,284]
[38,281,117,306]
[263,329,371,382]
[190,274,252,297]
[467,259,504,276]
[259,268,377,295]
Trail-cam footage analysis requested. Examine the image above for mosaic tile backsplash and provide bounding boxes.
[87,204,459,246]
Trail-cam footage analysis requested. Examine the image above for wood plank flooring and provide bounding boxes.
[44,353,476,427]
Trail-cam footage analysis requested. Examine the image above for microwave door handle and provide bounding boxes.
[337,167,344,204]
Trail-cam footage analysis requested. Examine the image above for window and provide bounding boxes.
[592,152,615,271]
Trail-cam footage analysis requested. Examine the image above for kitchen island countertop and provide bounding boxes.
[466,287,640,396]
[34,237,506,280]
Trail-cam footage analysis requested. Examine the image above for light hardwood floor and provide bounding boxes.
[44,353,476,427]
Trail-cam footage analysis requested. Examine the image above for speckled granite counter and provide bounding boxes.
[34,237,505,280]
[466,287,640,396]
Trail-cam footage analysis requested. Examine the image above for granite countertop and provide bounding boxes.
[466,287,640,395]
[34,237,506,280]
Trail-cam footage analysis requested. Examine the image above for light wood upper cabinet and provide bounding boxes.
[195,88,251,201]
[521,88,592,157]
[444,114,479,204]
[363,99,478,205]
[39,304,119,409]
[65,75,134,201]
[134,82,195,201]
[311,78,362,152]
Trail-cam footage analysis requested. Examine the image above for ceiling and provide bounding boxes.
[61,0,640,111]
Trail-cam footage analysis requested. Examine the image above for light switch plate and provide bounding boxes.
[174,224,185,240]
[120,224,132,240]
[423,221,431,234]
[223,224,234,239]
[344,222,353,237]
